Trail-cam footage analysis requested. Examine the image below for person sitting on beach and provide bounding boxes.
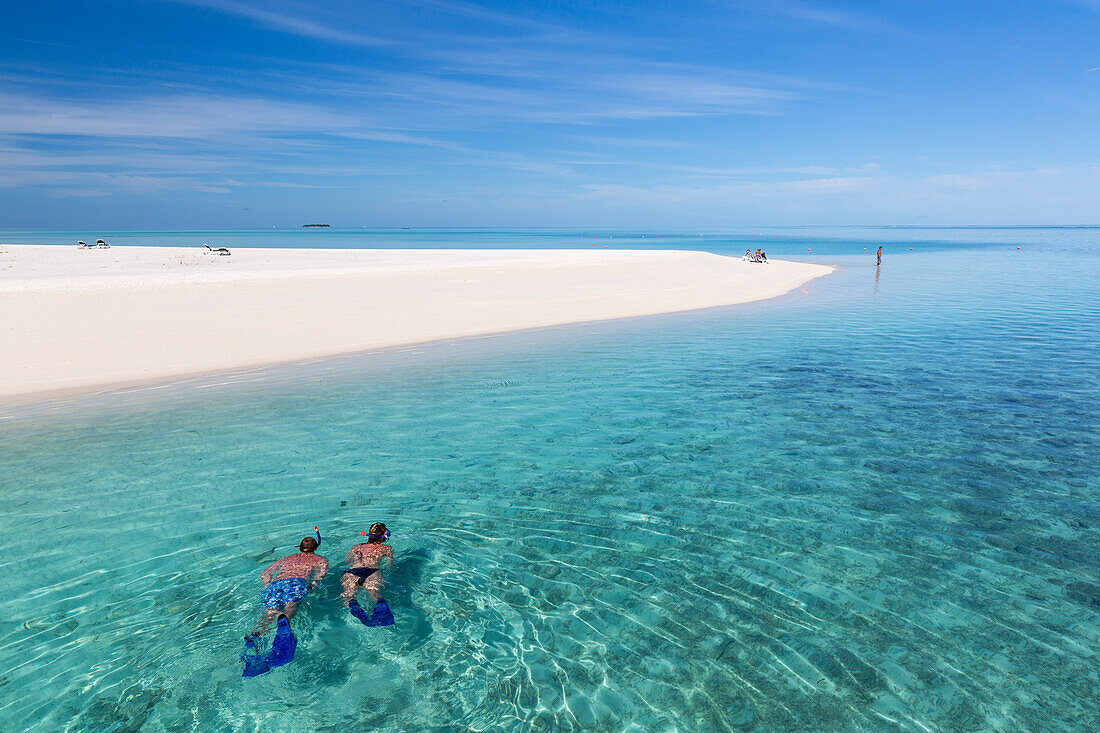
[759,250,767,262]
[252,536,328,634]
[744,248,753,260]
[342,522,396,626]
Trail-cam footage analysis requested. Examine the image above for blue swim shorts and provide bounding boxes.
[260,578,309,609]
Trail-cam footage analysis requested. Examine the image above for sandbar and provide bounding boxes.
[0,246,832,402]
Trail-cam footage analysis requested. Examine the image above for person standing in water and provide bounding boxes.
[342,522,396,626]
[876,246,883,265]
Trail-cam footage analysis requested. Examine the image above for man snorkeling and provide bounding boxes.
[253,535,328,634]
[342,522,395,626]
[242,533,328,677]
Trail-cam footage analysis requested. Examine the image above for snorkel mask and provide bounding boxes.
[362,525,391,541]
[299,526,321,553]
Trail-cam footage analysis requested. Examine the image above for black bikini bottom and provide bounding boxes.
[344,567,379,586]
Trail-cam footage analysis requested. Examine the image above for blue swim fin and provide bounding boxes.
[348,599,371,624]
[266,615,297,668]
[241,634,271,678]
[349,598,394,627]
[242,616,297,677]
[366,598,395,627]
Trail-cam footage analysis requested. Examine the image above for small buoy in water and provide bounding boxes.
[807,248,811,251]
[863,248,867,251]
[1017,247,1021,249]
[910,247,913,250]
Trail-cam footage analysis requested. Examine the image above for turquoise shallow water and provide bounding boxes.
[0,228,1098,731]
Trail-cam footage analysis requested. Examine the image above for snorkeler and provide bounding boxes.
[342,522,395,627]
[253,535,328,634]
[242,532,327,677]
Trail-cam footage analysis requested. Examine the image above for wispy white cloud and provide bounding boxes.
[337,65,799,123]
[0,167,236,192]
[0,92,356,138]
[553,166,1100,225]
[337,129,472,151]
[722,0,905,34]
[560,134,684,149]
[924,170,1023,191]
[564,160,882,178]
[758,0,874,28]
[172,0,394,47]
[576,172,885,206]
[0,140,415,192]
[0,145,231,173]
[0,88,452,194]
[399,0,584,36]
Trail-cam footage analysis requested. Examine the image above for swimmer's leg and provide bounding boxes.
[340,573,360,607]
[362,574,383,603]
[252,607,280,635]
[282,601,300,621]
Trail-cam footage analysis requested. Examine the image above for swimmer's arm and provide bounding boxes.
[385,545,395,568]
[260,560,282,586]
[310,557,329,590]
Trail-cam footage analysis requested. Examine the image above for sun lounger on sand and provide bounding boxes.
[204,243,231,256]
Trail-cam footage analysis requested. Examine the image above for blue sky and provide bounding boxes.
[1,0,1098,227]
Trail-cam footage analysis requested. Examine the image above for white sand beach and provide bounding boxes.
[0,246,832,401]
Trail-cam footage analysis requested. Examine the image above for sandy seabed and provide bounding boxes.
[0,246,832,401]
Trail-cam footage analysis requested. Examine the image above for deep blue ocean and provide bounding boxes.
[0,227,1097,731]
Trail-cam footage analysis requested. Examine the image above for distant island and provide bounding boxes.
[301,223,330,228]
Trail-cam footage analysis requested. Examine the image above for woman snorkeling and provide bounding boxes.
[342,522,395,626]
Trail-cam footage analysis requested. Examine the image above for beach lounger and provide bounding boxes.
[204,243,231,256]
[95,239,110,249]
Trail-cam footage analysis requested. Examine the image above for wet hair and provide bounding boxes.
[299,536,319,553]
[367,522,388,544]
